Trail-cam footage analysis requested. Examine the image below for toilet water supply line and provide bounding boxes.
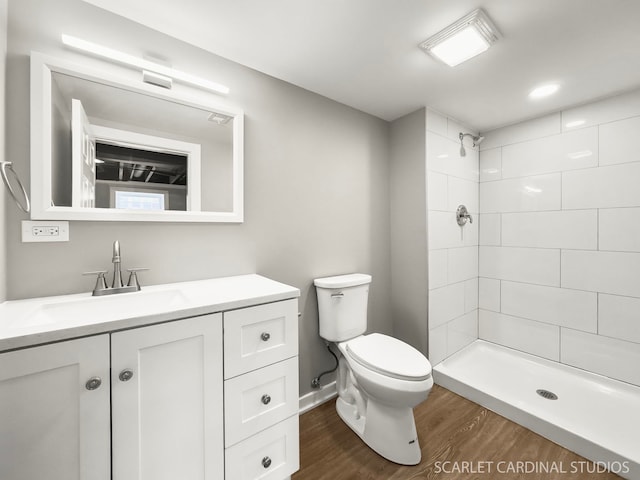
[311,341,339,388]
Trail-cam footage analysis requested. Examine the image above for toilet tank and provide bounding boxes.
[314,273,372,342]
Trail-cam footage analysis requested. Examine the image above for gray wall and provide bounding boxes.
[389,109,428,355]
[5,0,392,396]
[0,0,7,302]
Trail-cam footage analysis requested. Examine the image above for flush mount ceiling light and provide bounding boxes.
[419,9,500,67]
[61,34,230,95]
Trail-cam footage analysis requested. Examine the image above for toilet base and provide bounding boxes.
[336,396,422,465]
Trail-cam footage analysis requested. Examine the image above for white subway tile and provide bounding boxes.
[427,211,455,250]
[480,147,502,182]
[502,210,597,250]
[480,113,561,151]
[501,127,598,178]
[427,132,478,182]
[448,246,478,284]
[562,163,640,209]
[599,115,640,166]
[598,294,640,344]
[479,310,560,360]
[479,246,560,286]
[426,108,447,136]
[561,250,640,297]
[480,174,561,213]
[448,176,479,213]
[599,208,640,252]
[479,278,500,311]
[561,328,640,386]
[479,213,501,246]
[464,278,479,313]
[429,282,465,328]
[428,211,478,250]
[428,249,448,289]
[427,131,454,172]
[562,89,640,132]
[448,310,478,356]
[427,171,448,211]
[501,281,597,332]
[428,323,447,365]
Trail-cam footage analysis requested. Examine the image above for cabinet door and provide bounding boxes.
[0,335,111,480]
[111,314,223,480]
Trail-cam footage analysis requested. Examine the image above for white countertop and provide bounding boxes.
[0,274,300,352]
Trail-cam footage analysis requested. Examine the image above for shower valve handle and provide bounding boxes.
[456,205,473,226]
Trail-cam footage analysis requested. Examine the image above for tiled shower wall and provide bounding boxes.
[478,89,640,387]
[427,109,480,365]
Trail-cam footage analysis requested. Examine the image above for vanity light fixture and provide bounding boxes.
[419,9,500,67]
[61,34,230,95]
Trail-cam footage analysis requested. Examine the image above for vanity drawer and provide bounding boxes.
[224,357,298,447]
[225,415,299,480]
[224,299,298,379]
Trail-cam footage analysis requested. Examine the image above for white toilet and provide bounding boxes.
[314,273,433,465]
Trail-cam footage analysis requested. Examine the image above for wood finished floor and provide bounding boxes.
[292,385,621,480]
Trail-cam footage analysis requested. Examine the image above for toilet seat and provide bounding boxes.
[345,333,432,381]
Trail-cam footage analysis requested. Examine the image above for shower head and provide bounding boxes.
[459,132,484,157]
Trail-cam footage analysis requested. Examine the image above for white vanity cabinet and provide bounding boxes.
[0,275,300,480]
[111,314,223,480]
[0,314,224,480]
[0,335,111,480]
[223,299,300,480]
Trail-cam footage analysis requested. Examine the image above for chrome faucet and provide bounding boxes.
[112,240,124,288]
[83,241,148,296]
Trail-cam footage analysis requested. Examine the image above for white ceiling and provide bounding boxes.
[83,0,640,132]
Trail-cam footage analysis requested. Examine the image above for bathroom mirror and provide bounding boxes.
[30,52,244,222]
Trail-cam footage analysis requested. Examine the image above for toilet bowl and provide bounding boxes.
[340,333,433,407]
[314,273,433,465]
[336,333,433,464]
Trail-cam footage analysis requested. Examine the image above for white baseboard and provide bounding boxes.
[299,381,337,415]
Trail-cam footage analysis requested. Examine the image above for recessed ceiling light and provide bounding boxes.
[529,84,559,99]
[419,9,500,67]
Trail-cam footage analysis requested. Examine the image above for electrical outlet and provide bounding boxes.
[22,221,69,243]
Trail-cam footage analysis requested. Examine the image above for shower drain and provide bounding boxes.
[536,389,558,400]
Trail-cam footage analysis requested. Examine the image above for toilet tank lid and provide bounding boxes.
[314,273,372,289]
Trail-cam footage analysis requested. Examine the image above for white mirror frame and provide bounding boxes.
[30,52,244,222]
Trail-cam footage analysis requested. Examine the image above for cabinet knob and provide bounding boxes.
[85,376,102,391]
[261,456,272,469]
[261,394,271,405]
[260,332,271,342]
[119,369,134,382]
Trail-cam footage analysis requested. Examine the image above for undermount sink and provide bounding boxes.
[8,289,189,330]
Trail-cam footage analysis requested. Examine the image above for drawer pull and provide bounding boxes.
[262,456,272,469]
[260,332,271,342]
[85,376,102,390]
[119,369,134,382]
[261,394,271,405]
